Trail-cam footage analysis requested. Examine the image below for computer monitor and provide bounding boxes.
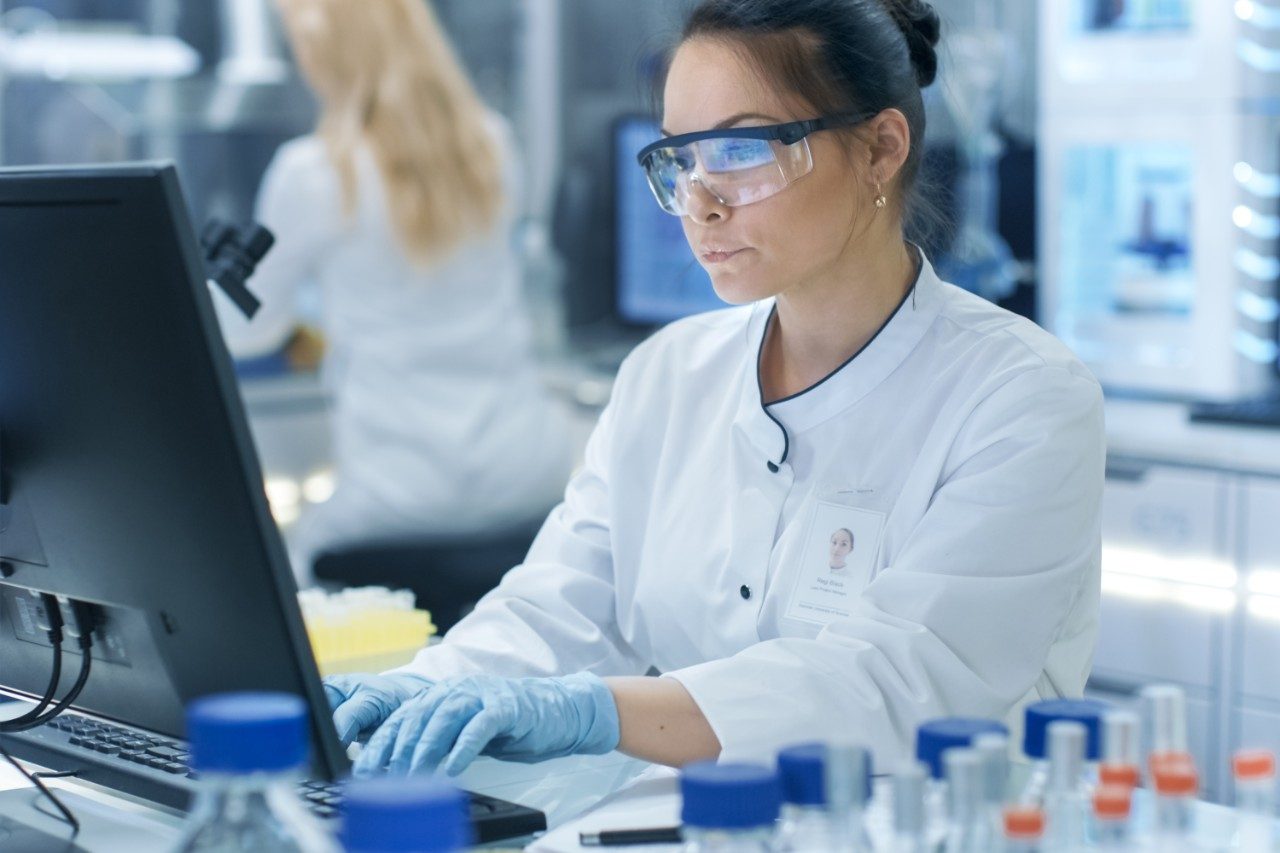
[0,163,347,776]
[613,115,725,326]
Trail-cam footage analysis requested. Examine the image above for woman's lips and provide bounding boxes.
[700,247,748,264]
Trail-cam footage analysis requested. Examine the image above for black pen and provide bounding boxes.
[579,826,684,846]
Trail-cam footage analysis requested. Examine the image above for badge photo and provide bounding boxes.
[785,499,886,625]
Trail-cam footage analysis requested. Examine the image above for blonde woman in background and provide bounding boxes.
[215,0,573,583]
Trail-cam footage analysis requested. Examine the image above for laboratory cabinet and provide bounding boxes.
[1093,454,1280,803]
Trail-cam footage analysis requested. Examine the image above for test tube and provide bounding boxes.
[1103,710,1141,766]
[824,742,871,811]
[1044,722,1089,850]
[973,732,1010,806]
[1100,710,1142,788]
[1140,684,1189,764]
[1047,721,1087,794]
[892,761,928,841]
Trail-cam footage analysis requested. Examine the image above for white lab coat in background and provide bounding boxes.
[391,253,1106,766]
[216,117,573,575]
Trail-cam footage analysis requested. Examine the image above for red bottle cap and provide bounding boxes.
[1149,750,1194,777]
[1093,784,1132,819]
[1099,762,1141,789]
[1003,806,1045,838]
[1153,762,1198,797]
[1234,750,1276,781]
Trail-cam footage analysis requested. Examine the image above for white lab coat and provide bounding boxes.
[392,253,1106,766]
[215,118,573,572]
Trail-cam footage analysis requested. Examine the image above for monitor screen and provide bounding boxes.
[1076,0,1191,33]
[614,116,725,326]
[1052,141,1195,370]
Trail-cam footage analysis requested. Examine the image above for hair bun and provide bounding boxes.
[884,0,941,88]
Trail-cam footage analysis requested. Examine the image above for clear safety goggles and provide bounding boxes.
[635,112,874,217]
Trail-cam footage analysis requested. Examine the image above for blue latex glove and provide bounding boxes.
[324,672,434,746]
[354,672,620,777]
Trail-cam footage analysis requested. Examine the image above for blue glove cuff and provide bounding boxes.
[559,672,620,756]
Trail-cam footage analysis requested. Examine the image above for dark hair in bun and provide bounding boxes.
[882,0,942,88]
[674,0,944,235]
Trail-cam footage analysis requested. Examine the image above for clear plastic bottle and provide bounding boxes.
[680,762,780,853]
[884,762,929,853]
[1098,710,1142,791]
[1232,749,1278,853]
[915,718,1007,848]
[173,692,338,853]
[773,743,871,852]
[824,743,873,852]
[943,748,993,853]
[1091,784,1134,849]
[973,731,1010,842]
[1001,805,1045,853]
[1018,699,1107,806]
[1041,720,1089,852]
[1152,759,1202,853]
[1141,684,1193,773]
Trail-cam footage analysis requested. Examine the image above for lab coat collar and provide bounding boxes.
[734,250,947,466]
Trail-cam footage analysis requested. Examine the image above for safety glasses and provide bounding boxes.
[635,112,874,216]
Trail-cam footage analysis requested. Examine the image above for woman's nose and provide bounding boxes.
[684,175,729,225]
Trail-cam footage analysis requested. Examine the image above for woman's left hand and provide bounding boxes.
[353,672,621,777]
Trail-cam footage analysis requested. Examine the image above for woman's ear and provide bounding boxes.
[867,108,911,187]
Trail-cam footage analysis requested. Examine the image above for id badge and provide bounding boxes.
[784,499,886,625]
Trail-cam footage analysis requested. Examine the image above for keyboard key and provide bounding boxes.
[312,805,337,819]
[162,762,187,774]
[145,745,187,761]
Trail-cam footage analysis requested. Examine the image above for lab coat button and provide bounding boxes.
[740,585,751,600]
[766,461,779,473]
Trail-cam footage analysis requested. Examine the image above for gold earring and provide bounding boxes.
[874,183,888,209]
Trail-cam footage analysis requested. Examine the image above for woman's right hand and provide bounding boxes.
[323,672,434,746]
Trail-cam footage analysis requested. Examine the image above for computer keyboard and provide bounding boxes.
[1188,397,1280,428]
[0,710,546,842]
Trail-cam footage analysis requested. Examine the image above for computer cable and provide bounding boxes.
[2,600,95,733]
[0,593,64,731]
[0,738,79,835]
[0,597,90,833]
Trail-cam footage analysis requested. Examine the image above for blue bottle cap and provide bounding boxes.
[1023,699,1108,761]
[186,692,309,774]
[340,777,472,853]
[776,743,873,806]
[915,718,1008,780]
[680,762,781,829]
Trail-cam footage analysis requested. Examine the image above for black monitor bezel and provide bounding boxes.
[0,162,349,781]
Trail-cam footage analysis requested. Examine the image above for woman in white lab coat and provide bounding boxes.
[215,0,572,577]
[327,0,1106,776]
